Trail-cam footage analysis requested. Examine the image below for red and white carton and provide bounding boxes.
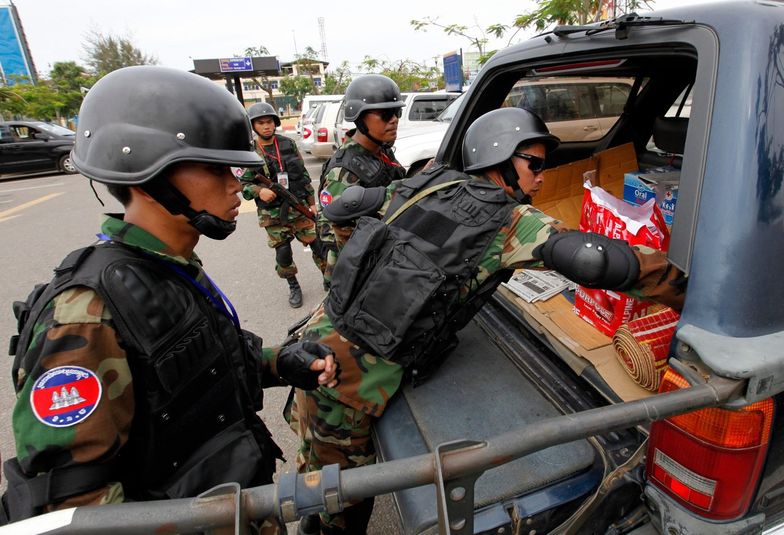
[575,182,669,336]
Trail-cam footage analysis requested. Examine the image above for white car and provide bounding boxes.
[310,101,342,160]
[299,104,321,154]
[391,93,465,176]
[334,91,460,147]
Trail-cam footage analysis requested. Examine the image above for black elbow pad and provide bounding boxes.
[533,231,640,291]
[322,186,386,224]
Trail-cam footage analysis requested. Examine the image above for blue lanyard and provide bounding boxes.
[97,234,241,330]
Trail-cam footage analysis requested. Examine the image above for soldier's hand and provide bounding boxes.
[309,353,339,388]
[277,341,339,390]
[258,187,277,202]
[311,204,319,216]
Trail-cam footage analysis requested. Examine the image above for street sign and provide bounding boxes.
[219,57,253,73]
[443,52,464,93]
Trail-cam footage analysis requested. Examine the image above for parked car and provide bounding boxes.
[296,94,343,135]
[0,121,76,176]
[298,104,322,154]
[392,93,465,177]
[309,100,342,160]
[394,77,635,178]
[334,90,460,147]
[372,2,784,534]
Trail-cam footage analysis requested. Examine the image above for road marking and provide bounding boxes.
[0,192,64,222]
[0,181,64,193]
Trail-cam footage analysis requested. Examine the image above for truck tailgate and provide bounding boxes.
[374,320,601,534]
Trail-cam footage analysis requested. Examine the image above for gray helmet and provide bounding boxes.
[344,74,405,122]
[462,108,560,173]
[248,102,281,127]
[72,65,262,185]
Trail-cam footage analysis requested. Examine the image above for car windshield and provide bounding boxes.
[436,93,465,123]
[35,123,75,136]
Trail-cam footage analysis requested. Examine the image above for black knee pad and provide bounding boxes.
[275,242,294,267]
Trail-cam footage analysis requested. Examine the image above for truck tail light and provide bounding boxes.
[317,127,328,142]
[647,369,774,520]
[303,128,312,140]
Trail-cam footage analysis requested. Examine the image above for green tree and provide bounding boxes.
[360,57,442,92]
[279,76,316,108]
[82,31,158,77]
[323,61,352,94]
[241,45,276,102]
[412,0,653,64]
[49,61,93,118]
[292,47,324,95]
[515,0,652,31]
[0,77,66,121]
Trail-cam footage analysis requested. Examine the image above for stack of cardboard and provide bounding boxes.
[534,143,637,228]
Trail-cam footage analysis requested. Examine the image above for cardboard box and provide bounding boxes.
[497,286,654,402]
[535,143,638,228]
[623,168,680,226]
[574,286,656,337]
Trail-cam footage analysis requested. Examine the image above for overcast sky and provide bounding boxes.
[12,0,724,76]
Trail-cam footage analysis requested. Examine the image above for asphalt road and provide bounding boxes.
[0,135,399,533]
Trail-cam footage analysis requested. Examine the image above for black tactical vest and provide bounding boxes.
[324,167,518,380]
[320,143,406,192]
[9,243,281,503]
[257,134,311,208]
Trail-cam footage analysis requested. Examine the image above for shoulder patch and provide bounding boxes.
[320,190,333,207]
[30,365,102,427]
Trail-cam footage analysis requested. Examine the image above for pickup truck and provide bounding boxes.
[371,1,784,534]
[6,1,782,534]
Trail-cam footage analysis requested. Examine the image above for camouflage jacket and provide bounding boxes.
[240,138,315,227]
[10,215,279,511]
[284,174,684,418]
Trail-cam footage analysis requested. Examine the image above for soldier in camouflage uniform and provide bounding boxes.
[1,66,338,530]
[276,107,683,534]
[317,74,406,286]
[240,102,324,308]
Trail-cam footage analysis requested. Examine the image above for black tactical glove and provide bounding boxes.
[533,231,640,291]
[277,341,336,390]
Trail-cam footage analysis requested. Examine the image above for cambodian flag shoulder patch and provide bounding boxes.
[30,366,102,428]
[320,190,333,207]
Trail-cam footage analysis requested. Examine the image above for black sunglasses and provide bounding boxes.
[513,152,546,173]
[372,108,403,122]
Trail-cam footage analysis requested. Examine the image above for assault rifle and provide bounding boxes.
[255,172,316,221]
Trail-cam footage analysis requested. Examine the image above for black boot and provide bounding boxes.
[287,276,303,308]
[297,514,320,535]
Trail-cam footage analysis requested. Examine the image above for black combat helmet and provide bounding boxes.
[248,102,281,127]
[343,74,405,122]
[462,107,560,173]
[72,66,263,240]
[72,65,262,185]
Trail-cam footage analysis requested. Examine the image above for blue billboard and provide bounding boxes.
[0,3,36,84]
[443,52,463,93]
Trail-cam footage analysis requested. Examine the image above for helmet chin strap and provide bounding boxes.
[355,116,392,150]
[141,179,237,240]
[497,160,532,204]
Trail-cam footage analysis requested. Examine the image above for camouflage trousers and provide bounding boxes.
[289,387,376,531]
[262,213,326,279]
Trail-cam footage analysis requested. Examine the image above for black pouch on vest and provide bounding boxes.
[158,421,267,499]
[327,217,446,358]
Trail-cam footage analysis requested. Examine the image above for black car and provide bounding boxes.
[0,121,77,176]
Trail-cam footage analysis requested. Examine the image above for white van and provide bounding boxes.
[296,94,343,134]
